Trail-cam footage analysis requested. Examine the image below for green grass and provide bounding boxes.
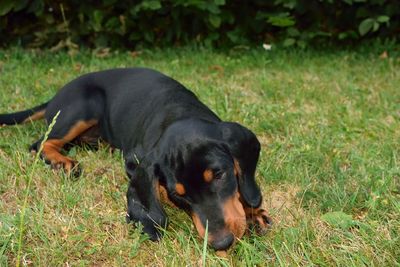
[0,46,399,266]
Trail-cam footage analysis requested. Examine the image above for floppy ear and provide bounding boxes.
[155,150,192,211]
[125,157,168,241]
[219,122,262,208]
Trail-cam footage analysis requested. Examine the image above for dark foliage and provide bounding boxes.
[0,0,399,49]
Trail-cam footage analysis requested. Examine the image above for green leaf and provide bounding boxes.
[376,16,390,26]
[0,1,15,16]
[297,40,306,49]
[214,0,225,5]
[274,0,296,9]
[283,38,295,47]
[358,18,374,36]
[227,30,239,43]
[377,15,389,23]
[207,3,220,14]
[338,32,348,40]
[92,10,104,32]
[338,30,357,40]
[268,13,295,27]
[144,0,162,10]
[287,27,300,37]
[372,21,379,32]
[134,0,161,12]
[209,14,221,28]
[321,211,357,229]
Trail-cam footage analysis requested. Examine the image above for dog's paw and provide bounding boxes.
[125,209,167,241]
[50,159,82,178]
[245,207,272,235]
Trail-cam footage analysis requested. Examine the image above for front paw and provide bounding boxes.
[126,209,167,241]
[245,207,272,235]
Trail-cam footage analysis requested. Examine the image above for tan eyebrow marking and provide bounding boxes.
[203,169,213,182]
[175,183,186,195]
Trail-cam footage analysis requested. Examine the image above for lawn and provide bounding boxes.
[0,45,399,266]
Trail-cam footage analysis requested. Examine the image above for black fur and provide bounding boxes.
[0,102,47,125]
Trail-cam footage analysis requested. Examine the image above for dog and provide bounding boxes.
[0,68,271,251]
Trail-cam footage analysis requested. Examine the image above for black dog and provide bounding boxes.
[0,68,271,250]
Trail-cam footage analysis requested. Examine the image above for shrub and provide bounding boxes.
[0,0,399,49]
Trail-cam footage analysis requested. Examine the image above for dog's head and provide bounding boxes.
[158,140,246,250]
[126,123,261,251]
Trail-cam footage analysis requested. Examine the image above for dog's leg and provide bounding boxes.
[125,157,168,241]
[29,85,105,176]
[30,113,98,176]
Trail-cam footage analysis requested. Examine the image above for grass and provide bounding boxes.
[0,45,399,266]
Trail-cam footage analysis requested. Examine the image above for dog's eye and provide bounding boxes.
[214,171,225,180]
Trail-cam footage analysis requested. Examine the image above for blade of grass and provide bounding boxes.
[16,111,60,267]
[202,220,208,267]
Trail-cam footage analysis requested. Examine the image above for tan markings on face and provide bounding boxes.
[222,192,246,239]
[154,180,161,200]
[243,206,259,218]
[175,183,186,195]
[191,213,205,238]
[23,110,46,123]
[191,213,215,242]
[233,158,242,177]
[158,184,178,207]
[203,169,213,182]
[41,120,97,173]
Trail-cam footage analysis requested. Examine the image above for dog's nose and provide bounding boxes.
[211,233,234,251]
